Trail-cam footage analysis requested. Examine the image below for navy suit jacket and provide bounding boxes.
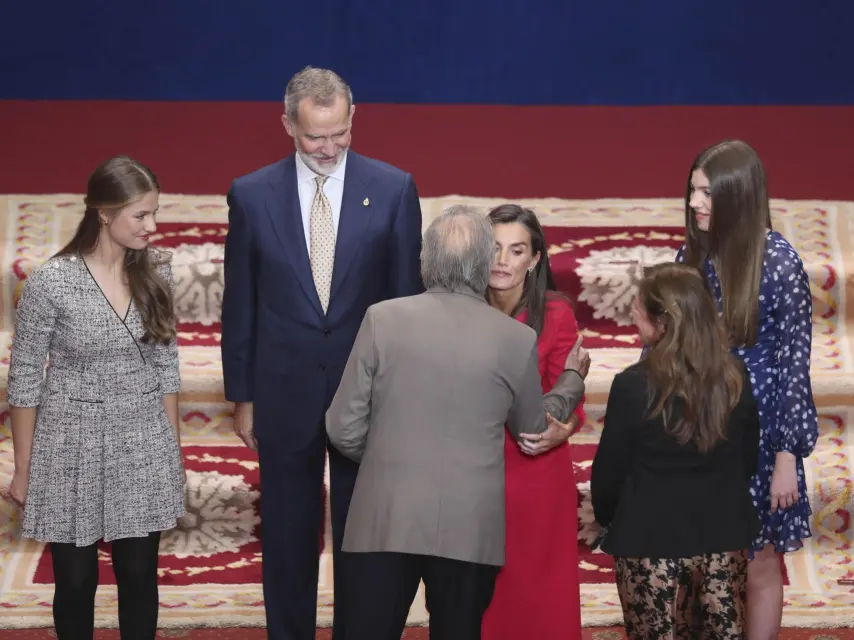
[221,152,424,444]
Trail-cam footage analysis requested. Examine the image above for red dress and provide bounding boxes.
[481,296,584,640]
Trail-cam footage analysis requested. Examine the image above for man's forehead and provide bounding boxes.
[298,94,348,116]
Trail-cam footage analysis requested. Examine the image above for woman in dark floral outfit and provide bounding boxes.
[592,263,760,638]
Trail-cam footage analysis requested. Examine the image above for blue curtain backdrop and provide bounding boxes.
[2,0,852,104]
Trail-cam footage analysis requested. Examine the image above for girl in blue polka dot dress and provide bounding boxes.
[674,140,818,639]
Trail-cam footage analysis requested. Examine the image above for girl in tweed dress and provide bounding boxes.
[7,156,185,639]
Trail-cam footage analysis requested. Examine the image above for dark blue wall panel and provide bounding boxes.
[2,1,852,104]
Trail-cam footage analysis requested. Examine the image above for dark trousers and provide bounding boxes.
[256,426,359,640]
[343,551,500,640]
[50,532,161,640]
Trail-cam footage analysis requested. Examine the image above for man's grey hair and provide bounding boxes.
[284,66,353,123]
[421,205,495,295]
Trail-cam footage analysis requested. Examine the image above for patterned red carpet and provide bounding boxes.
[1,195,853,630]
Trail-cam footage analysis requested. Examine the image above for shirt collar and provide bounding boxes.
[295,150,348,184]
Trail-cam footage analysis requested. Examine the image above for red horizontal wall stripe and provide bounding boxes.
[1,101,851,199]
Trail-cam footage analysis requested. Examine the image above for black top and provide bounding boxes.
[591,360,760,558]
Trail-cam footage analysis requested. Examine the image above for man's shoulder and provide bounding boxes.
[350,152,411,184]
[367,292,426,318]
[471,303,537,342]
[448,295,538,350]
[499,315,538,354]
[366,292,479,329]
[231,157,291,192]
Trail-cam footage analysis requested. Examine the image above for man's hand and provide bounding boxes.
[233,402,257,451]
[564,336,590,379]
[519,413,577,456]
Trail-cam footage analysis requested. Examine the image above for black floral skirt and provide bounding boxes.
[614,550,748,639]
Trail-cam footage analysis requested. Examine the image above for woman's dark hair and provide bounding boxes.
[487,204,563,336]
[682,139,772,347]
[56,155,176,345]
[639,262,744,453]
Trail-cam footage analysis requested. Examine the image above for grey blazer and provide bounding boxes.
[326,288,584,566]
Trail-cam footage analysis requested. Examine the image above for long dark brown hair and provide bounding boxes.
[640,262,743,453]
[487,204,562,336]
[56,155,176,345]
[682,140,771,347]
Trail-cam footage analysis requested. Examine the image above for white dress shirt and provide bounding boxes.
[295,151,347,251]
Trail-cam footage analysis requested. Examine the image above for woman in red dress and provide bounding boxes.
[481,204,584,640]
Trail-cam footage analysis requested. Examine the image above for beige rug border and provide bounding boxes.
[0,606,843,631]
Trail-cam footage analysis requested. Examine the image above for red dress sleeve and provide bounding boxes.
[542,296,586,428]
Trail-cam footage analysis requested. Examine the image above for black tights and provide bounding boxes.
[50,532,161,640]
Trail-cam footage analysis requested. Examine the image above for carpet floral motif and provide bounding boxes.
[162,468,260,559]
[574,244,679,327]
[169,243,224,328]
[0,195,852,629]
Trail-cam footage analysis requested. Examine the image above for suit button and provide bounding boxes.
[318,365,326,372]
[324,330,331,337]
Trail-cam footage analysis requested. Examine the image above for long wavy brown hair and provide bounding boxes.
[56,156,176,345]
[681,140,771,347]
[640,262,744,453]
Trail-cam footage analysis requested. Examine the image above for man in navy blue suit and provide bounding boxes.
[221,66,424,640]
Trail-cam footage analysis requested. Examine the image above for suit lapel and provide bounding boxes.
[265,156,324,316]
[331,153,376,301]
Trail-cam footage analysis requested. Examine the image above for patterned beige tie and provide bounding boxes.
[310,175,335,313]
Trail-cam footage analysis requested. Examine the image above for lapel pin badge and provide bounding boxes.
[363,197,370,206]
